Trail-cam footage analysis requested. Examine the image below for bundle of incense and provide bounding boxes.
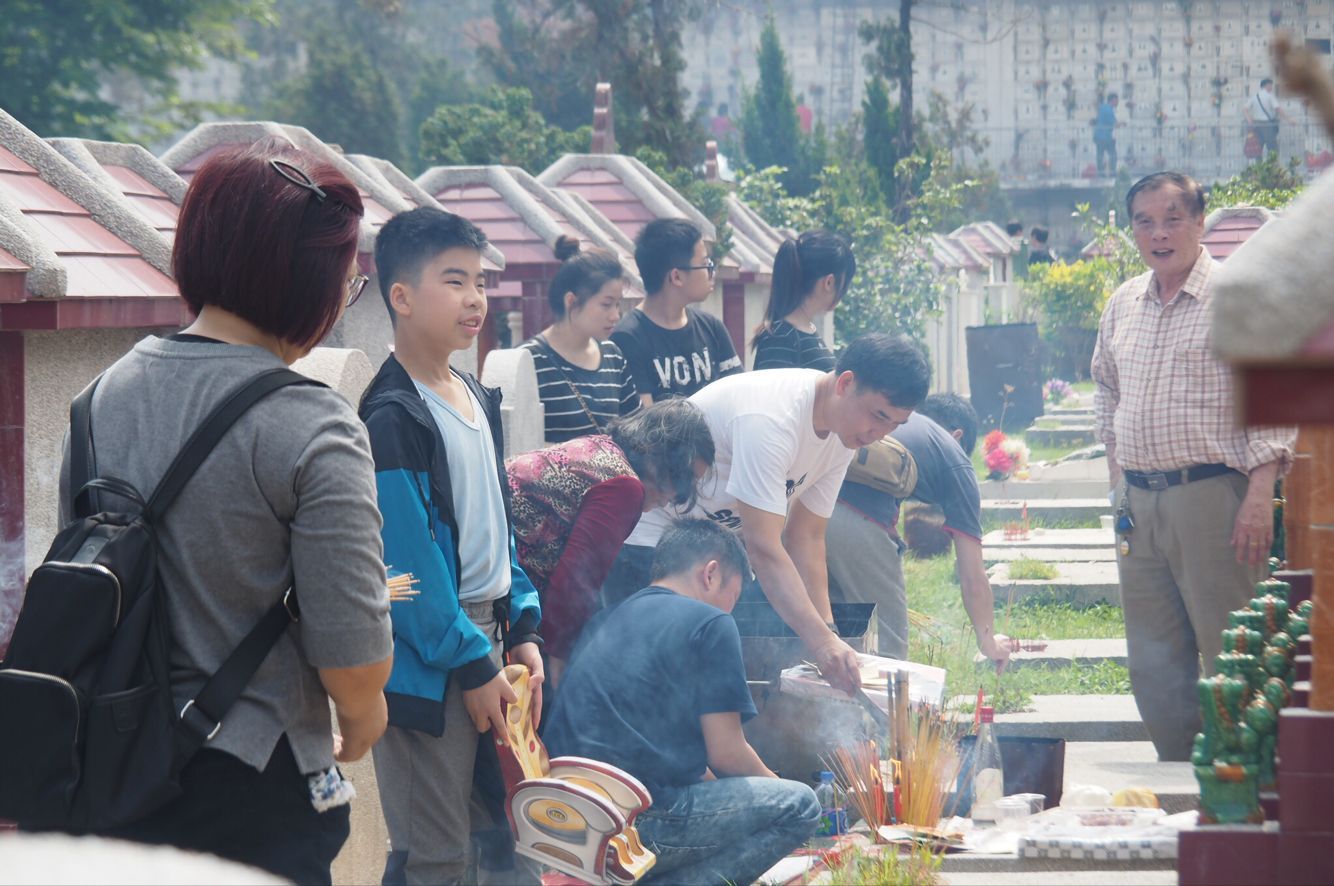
[824,740,888,831]
[896,702,965,828]
[387,572,420,602]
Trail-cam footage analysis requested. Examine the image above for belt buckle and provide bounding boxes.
[1146,473,1169,491]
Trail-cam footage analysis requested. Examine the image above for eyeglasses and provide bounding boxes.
[346,273,370,308]
[678,259,717,278]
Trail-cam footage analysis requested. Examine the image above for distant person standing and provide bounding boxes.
[1091,172,1295,762]
[1244,78,1292,158]
[1093,93,1119,176]
[796,94,814,134]
[612,219,742,404]
[1028,227,1055,266]
[750,231,855,371]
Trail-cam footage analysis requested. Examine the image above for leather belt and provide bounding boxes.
[1123,463,1238,491]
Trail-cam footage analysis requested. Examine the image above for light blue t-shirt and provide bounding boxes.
[414,378,510,603]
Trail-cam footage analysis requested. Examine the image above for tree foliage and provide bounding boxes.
[739,18,802,189]
[264,26,405,164]
[1208,151,1305,210]
[418,87,590,173]
[480,0,706,168]
[0,0,274,139]
[737,164,955,344]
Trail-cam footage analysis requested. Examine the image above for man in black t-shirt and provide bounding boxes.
[545,519,819,885]
[827,394,1012,667]
[612,218,743,403]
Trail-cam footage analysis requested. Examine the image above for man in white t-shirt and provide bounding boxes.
[1244,77,1292,158]
[605,334,932,693]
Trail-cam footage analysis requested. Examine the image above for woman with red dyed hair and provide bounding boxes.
[67,141,393,882]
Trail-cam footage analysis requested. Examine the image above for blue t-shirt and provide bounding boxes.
[838,412,984,541]
[544,586,757,793]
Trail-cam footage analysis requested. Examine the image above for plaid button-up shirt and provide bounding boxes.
[1091,247,1294,475]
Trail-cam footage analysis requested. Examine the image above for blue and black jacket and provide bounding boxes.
[359,355,541,736]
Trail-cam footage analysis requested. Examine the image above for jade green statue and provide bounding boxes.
[1193,673,1262,824]
[1194,581,1302,824]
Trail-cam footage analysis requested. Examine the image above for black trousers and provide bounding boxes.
[103,735,350,884]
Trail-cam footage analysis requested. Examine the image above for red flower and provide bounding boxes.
[983,430,1007,453]
[985,447,1015,478]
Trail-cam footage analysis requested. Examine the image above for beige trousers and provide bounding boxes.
[1116,471,1263,761]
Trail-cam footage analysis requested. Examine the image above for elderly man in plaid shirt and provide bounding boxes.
[1092,171,1295,761]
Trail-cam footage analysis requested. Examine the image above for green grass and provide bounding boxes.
[979,512,1103,533]
[1006,557,1059,581]
[819,845,943,885]
[1072,380,1096,395]
[903,552,1127,712]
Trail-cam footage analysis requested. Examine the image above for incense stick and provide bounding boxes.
[387,571,420,602]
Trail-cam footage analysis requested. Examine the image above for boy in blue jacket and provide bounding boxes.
[361,207,543,884]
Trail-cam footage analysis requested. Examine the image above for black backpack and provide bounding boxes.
[0,367,319,830]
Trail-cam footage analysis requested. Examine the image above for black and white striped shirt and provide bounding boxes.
[752,320,835,371]
[521,336,640,443]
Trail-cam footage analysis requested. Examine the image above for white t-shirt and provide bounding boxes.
[414,379,510,603]
[625,368,856,547]
[1247,89,1278,123]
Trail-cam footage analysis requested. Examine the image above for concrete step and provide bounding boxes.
[1024,426,1098,448]
[1062,739,1198,814]
[988,561,1121,607]
[979,478,1111,500]
[982,527,1115,550]
[1032,413,1097,427]
[984,547,1116,566]
[981,499,1110,523]
[974,638,1128,670]
[980,693,1148,742]
[1026,455,1108,481]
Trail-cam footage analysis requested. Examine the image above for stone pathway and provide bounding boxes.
[982,527,1115,550]
[979,478,1110,500]
[981,498,1112,522]
[988,561,1121,607]
[984,547,1116,565]
[974,638,1128,670]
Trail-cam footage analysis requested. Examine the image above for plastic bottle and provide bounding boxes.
[971,705,1005,822]
[814,771,847,836]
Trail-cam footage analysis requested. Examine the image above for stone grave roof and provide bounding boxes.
[538,153,716,242]
[417,164,644,297]
[724,193,783,284]
[48,139,186,239]
[0,108,181,330]
[949,221,1019,258]
[1201,204,1277,262]
[160,122,503,273]
[342,153,506,277]
[928,231,989,272]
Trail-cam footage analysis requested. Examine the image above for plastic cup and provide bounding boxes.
[1013,792,1046,814]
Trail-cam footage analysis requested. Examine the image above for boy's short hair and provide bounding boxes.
[650,518,750,585]
[1030,226,1049,244]
[1005,220,1023,237]
[173,140,363,349]
[374,207,489,321]
[918,392,980,457]
[634,218,702,295]
[834,333,931,411]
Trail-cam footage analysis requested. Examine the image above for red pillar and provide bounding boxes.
[722,281,746,357]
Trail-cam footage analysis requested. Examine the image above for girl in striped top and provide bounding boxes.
[522,236,639,443]
[751,230,856,370]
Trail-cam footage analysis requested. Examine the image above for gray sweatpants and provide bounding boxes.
[373,600,537,885]
[826,501,909,660]
[1116,472,1263,762]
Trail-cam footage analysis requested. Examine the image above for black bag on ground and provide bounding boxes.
[0,367,318,830]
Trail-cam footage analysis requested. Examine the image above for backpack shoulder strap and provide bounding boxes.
[69,375,103,519]
[145,368,320,522]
